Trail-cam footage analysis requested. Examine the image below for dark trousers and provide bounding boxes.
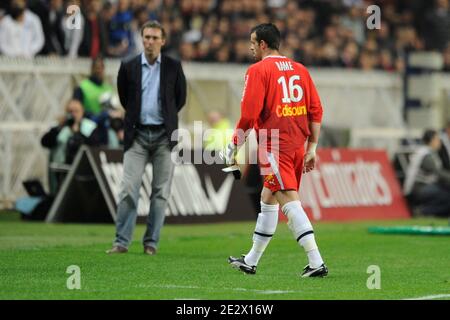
[416,184,450,217]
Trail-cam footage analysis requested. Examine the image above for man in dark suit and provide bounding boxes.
[107,20,186,255]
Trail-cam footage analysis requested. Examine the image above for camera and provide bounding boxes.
[110,117,124,132]
[99,92,120,111]
[65,115,75,127]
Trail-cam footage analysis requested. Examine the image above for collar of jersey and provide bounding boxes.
[263,55,285,60]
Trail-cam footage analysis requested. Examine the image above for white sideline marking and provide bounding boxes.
[138,284,300,295]
[403,294,450,300]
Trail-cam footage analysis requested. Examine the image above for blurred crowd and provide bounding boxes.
[0,0,450,71]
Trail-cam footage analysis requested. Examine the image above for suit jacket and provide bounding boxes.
[117,53,187,152]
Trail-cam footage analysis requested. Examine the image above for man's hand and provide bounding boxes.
[303,151,316,173]
[220,142,238,165]
[303,142,318,174]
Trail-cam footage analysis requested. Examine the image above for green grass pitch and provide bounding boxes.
[0,211,449,300]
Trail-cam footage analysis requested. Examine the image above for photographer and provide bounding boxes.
[41,99,99,195]
[73,56,124,147]
[403,129,450,217]
[73,56,113,118]
[92,92,124,148]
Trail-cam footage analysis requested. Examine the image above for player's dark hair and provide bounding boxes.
[250,23,281,50]
[141,20,166,39]
[422,129,437,144]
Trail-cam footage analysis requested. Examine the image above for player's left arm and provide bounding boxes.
[233,67,266,146]
[304,70,323,173]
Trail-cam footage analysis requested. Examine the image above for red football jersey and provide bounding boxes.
[233,55,323,152]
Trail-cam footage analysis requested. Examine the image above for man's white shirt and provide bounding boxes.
[0,10,45,58]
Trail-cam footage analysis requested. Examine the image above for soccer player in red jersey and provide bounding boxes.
[225,23,327,277]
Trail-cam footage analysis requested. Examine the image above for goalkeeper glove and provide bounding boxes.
[220,142,238,165]
[220,142,241,179]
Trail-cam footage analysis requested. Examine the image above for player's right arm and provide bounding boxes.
[303,68,323,173]
[303,121,320,173]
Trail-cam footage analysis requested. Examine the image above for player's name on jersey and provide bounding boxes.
[275,60,294,71]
